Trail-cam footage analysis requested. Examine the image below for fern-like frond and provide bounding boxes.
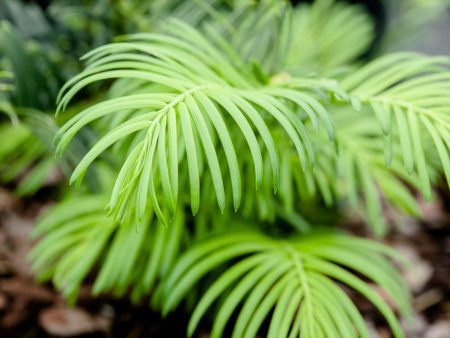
[146,0,230,29]
[29,195,115,302]
[203,0,375,74]
[56,20,339,227]
[285,0,375,72]
[29,194,186,304]
[194,107,426,236]
[162,230,410,338]
[205,0,290,74]
[341,53,450,199]
[330,108,426,235]
[274,107,428,235]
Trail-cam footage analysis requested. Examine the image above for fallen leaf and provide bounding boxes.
[414,288,445,312]
[425,320,450,338]
[39,306,110,337]
[0,189,17,212]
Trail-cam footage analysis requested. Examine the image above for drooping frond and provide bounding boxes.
[193,105,427,236]
[161,230,411,338]
[56,20,341,227]
[325,108,425,235]
[29,194,186,304]
[340,53,450,199]
[207,51,450,234]
[274,106,430,236]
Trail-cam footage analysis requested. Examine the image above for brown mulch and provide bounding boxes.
[0,186,449,338]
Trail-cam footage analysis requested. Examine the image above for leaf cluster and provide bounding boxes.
[10,1,450,338]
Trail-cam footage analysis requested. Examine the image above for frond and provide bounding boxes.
[205,0,290,74]
[194,107,425,236]
[161,229,411,338]
[329,108,425,235]
[285,0,375,72]
[204,0,375,74]
[29,194,186,304]
[340,53,450,200]
[56,20,340,227]
[273,107,428,236]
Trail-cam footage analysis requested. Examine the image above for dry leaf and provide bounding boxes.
[39,306,110,337]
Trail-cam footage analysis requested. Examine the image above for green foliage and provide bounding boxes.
[162,230,410,338]
[55,19,346,227]
[56,22,450,236]
[0,70,16,123]
[2,0,447,337]
[284,0,375,72]
[342,53,450,198]
[0,122,56,195]
[0,1,100,194]
[30,194,186,304]
[0,21,62,110]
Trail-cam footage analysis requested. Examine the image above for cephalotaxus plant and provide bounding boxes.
[29,0,450,337]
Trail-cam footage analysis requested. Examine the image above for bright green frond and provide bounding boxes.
[56,20,338,227]
[29,194,186,304]
[162,230,410,338]
[341,53,450,199]
[332,108,425,235]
